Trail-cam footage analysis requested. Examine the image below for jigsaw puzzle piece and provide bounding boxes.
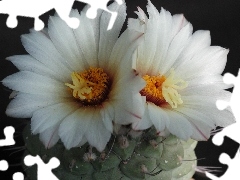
[77,0,123,30]
[12,172,24,180]
[0,126,15,146]
[0,0,124,30]
[212,122,240,146]
[0,0,79,30]
[206,147,240,180]
[24,155,60,180]
[54,0,79,29]
[213,69,240,146]
[217,70,240,118]
[0,159,8,171]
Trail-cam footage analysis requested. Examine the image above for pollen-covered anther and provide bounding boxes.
[65,67,110,106]
[140,68,187,108]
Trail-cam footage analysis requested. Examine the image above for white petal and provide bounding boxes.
[128,2,151,30]
[201,48,229,75]
[100,102,114,132]
[128,18,144,33]
[182,95,235,127]
[2,71,70,97]
[147,103,169,132]
[151,8,173,74]
[190,105,234,127]
[5,93,69,118]
[31,102,78,134]
[186,74,231,90]
[110,66,146,125]
[21,31,71,80]
[71,9,98,67]
[85,110,111,152]
[7,55,65,82]
[107,30,143,70]
[140,1,160,73]
[189,121,212,140]
[171,14,188,38]
[39,126,60,149]
[81,5,103,50]
[48,16,85,72]
[175,106,215,129]
[108,29,144,79]
[165,110,193,140]
[160,23,193,75]
[112,67,146,97]
[128,5,156,75]
[112,92,145,125]
[132,103,152,130]
[77,136,87,147]
[211,108,235,127]
[37,102,80,149]
[181,86,231,97]
[58,108,91,149]
[177,46,229,78]
[112,100,142,125]
[98,1,126,67]
[174,30,211,70]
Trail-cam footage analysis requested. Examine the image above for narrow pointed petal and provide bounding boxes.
[39,126,60,149]
[98,1,126,66]
[71,9,98,67]
[85,110,111,152]
[132,104,152,130]
[7,55,66,82]
[58,109,91,149]
[31,102,78,134]
[21,31,71,80]
[166,110,193,140]
[100,102,114,132]
[2,71,69,97]
[148,103,169,132]
[5,93,70,118]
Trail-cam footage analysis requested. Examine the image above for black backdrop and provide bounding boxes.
[0,0,239,179]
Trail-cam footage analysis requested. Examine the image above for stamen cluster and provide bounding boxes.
[65,67,111,106]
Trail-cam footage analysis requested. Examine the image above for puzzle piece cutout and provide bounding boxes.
[206,69,240,179]
[213,70,240,146]
[24,155,60,180]
[79,0,123,30]
[0,126,15,146]
[0,159,24,180]
[206,148,240,180]
[0,0,123,31]
[0,160,8,171]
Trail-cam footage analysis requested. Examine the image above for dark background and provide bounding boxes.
[0,0,240,179]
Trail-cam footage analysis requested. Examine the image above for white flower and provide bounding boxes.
[2,2,145,152]
[129,0,235,141]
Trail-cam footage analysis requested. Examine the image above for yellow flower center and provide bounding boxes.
[65,67,110,106]
[140,69,187,108]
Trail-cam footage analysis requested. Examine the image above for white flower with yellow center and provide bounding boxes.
[130,0,235,141]
[2,2,145,152]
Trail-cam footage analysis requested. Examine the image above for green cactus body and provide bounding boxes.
[22,123,197,180]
